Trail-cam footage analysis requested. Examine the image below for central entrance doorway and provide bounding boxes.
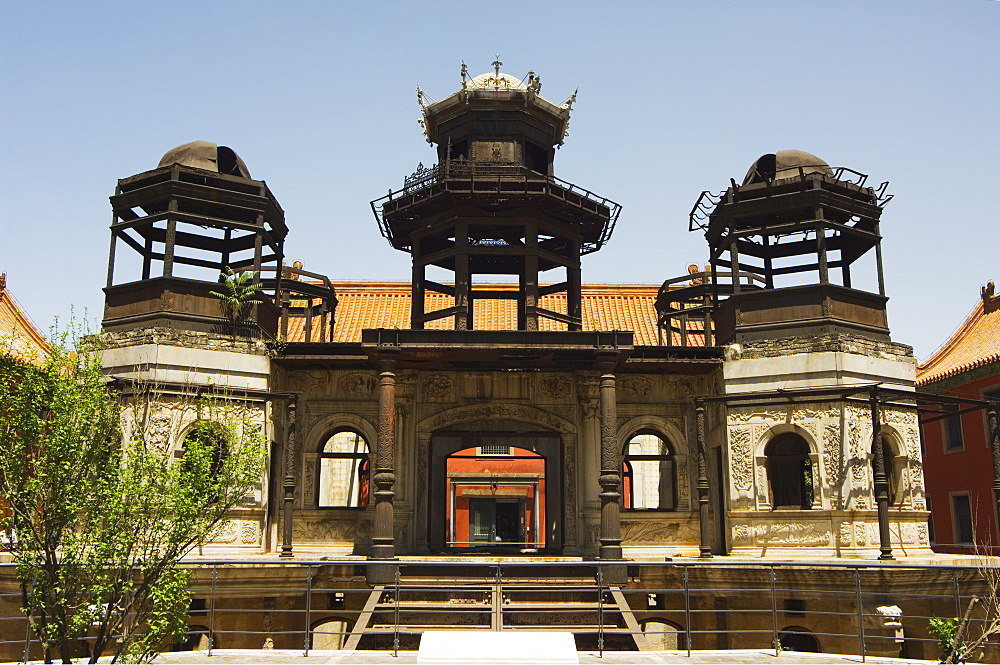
[429,430,562,553]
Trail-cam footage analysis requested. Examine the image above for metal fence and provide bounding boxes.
[1,559,997,662]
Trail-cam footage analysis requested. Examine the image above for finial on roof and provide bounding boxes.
[417,86,426,110]
[562,88,577,110]
[460,61,468,89]
[492,54,502,76]
[984,281,999,313]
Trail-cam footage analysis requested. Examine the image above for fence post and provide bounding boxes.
[770,566,778,656]
[953,569,962,618]
[303,566,313,656]
[855,569,866,663]
[684,566,692,657]
[208,566,217,657]
[393,564,401,658]
[597,564,605,656]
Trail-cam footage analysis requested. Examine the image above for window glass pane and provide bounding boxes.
[953,494,973,543]
[624,433,674,510]
[319,430,369,507]
[944,405,964,450]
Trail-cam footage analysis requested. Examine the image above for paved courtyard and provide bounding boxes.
[144,649,935,665]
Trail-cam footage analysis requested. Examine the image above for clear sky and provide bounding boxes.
[1,1,997,361]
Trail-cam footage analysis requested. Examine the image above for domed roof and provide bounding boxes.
[157,141,252,178]
[467,72,527,91]
[743,149,833,185]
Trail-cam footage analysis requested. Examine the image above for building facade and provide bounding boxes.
[917,282,1000,553]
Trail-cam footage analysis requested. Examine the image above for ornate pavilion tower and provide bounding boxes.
[371,59,620,331]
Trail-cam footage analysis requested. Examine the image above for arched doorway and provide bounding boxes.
[429,429,562,553]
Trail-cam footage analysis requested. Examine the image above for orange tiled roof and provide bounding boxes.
[916,282,1000,386]
[0,273,50,365]
[285,282,705,347]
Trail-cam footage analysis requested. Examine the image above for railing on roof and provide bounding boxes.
[688,167,893,232]
[656,270,765,347]
[259,265,338,343]
[371,160,621,255]
[3,559,996,660]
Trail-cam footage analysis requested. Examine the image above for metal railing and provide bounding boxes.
[2,559,997,661]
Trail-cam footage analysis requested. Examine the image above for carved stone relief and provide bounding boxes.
[539,375,572,400]
[211,520,239,544]
[621,519,697,544]
[339,372,378,397]
[422,374,452,399]
[619,376,652,398]
[755,521,832,546]
[147,414,174,453]
[293,516,372,543]
[241,521,259,545]
[728,427,753,493]
[564,443,577,544]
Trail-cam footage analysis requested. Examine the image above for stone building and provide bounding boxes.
[97,65,931,563]
[80,63,972,657]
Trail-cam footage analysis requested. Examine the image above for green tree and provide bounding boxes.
[0,333,267,663]
[210,267,264,337]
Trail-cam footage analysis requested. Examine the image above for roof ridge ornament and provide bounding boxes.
[492,54,502,76]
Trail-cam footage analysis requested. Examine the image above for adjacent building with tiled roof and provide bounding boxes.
[0,272,50,364]
[917,282,1000,553]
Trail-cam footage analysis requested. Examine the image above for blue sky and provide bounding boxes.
[2,1,997,360]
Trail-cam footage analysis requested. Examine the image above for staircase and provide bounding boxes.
[343,564,647,652]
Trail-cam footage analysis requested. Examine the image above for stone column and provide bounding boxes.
[695,399,712,558]
[369,350,400,582]
[596,353,622,561]
[279,397,297,558]
[870,386,893,560]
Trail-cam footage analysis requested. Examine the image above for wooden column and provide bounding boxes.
[695,399,712,558]
[370,350,399,562]
[279,397,297,557]
[597,352,622,560]
[567,240,582,331]
[454,224,470,330]
[870,386,893,560]
[524,223,539,331]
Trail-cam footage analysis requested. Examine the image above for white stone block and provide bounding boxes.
[417,631,578,665]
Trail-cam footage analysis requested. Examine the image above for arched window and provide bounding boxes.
[179,421,229,498]
[779,626,820,652]
[623,431,675,510]
[765,434,813,509]
[318,430,370,508]
[872,436,899,506]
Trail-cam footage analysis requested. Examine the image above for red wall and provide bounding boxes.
[922,373,1000,553]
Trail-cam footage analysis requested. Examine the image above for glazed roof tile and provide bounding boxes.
[916,283,1000,386]
[0,273,50,364]
[285,282,704,347]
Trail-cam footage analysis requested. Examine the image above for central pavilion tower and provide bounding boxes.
[371,59,620,331]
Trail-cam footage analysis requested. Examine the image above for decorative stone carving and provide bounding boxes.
[303,461,316,504]
[564,443,577,541]
[419,403,575,434]
[756,521,831,546]
[211,520,239,544]
[147,414,174,453]
[838,522,851,547]
[241,521,259,545]
[731,523,751,546]
[294,371,329,395]
[917,523,929,545]
[619,376,652,398]
[621,519,697,544]
[340,372,377,397]
[855,522,867,546]
[539,375,571,399]
[293,517,372,542]
[422,375,452,399]
[729,427,753,492]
